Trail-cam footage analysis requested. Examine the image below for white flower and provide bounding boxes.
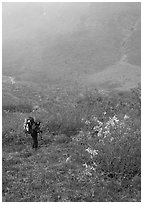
[83,163,96,176]
[106,115,119,127]
[97,128,103,137]
[93,126,100,131]
[81,118,85,122]
[85,147,98,156]
[83,163,88,168]
[124,114,129,120]
[103,129,111,137]
[92,116,98,121]
[98,121,103,126]
[110,137,114,142]
[119,121,125,128]
[66,156,71,163]
[85,120,90,125]
[112,115,119,124]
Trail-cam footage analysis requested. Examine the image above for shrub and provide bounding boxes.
[73,113,140,191]
[68,86,141,192]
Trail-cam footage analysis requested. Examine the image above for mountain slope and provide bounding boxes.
[83,61,140,90]
[2,2,141,88]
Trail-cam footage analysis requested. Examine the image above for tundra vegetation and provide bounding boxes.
[2,84,141,202]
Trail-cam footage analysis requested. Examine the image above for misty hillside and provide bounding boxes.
[2,3,141,202]
[3,2,141,88]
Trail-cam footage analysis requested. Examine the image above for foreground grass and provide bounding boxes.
[2,85,141,202]
[2,135,141,202]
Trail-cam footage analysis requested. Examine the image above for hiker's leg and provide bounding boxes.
[35,137,38,149]
[32,136,35,149]
[31,133,36,149]
[32,132,38,150]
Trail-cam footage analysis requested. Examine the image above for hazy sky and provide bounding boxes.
[3,3,90,40]
[3,2,140,41]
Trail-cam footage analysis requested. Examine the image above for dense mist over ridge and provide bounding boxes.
[3,2,140,88]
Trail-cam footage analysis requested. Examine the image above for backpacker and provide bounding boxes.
[23,117,35,134]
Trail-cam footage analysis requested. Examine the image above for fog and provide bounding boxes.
[3,2,140,41]
[2,2,141,85]
[3,3,90,40]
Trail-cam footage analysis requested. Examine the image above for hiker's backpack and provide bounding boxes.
[23,117,35,134]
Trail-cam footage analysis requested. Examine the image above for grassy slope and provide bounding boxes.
[2,138,140,202]
[2,3,141,201]
[2,83,141,202]
[83,61,140,90]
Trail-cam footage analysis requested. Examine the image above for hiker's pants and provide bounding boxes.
[31,131,38,149]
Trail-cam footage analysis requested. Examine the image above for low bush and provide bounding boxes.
[43,85,140,137]
[66,85,141,196]
[43,85,141,194]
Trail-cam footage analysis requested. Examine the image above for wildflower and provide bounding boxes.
[83,163,96,176]
[104,124,109,129]
[85,147,98,156]
[110,137,114,142]
[74,131,84,141]
[86,131,92,139]
[81,118,85,122]
[84,169,92,176]
[79,130,84,136]
[83,162,88,168]
[112,115,119,124]
[92,116,98,121]
[85,120,91,125]
[97,128,103,137]
[98,120,103,126]
[106,115,119,127]
[119,121,125,128]
[124,114,129,120]
[116,104,119,107]
[103,129,111,137]
[66,156,71,163]
[93,125,100,131]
